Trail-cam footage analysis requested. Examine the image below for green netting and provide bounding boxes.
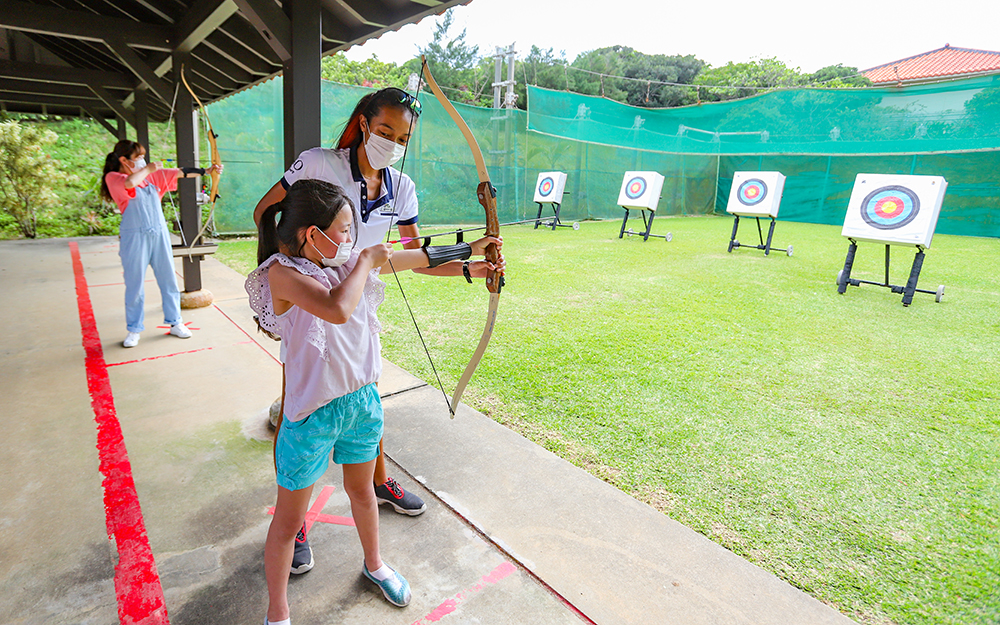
[209,75,1000,238]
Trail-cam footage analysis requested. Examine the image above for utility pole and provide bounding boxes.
[491,44,517,217]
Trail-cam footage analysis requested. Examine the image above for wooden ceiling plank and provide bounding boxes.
[0,0,174,51]
[231,0,291,62]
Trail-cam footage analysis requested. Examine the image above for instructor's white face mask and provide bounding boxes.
[362,121,405,170]
[129,156,146,171]
[311,227,353,268]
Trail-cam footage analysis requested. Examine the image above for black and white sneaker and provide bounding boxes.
[290,522,313,574]
[375,478,427,516]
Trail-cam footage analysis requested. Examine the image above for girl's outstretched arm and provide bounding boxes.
[269,246,389,324]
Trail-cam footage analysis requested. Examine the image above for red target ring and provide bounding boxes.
[625,176,647,200]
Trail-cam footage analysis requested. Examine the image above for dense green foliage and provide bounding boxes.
[216,218,1000,625]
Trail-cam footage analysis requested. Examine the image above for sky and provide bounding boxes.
[344,0,1000,74]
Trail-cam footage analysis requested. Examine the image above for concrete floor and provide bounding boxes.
[0,236,858,625]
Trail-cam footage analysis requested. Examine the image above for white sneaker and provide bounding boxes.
[169,323,192,339]
[123,332,140,348]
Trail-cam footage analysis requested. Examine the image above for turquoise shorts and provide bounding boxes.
[275,383,383,491]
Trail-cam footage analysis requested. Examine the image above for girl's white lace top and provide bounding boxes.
[245,251,386,422]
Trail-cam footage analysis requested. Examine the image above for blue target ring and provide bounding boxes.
[538,176,555,197]
[737,179,768,206]
[860,185,920,230]
[625,176,647,200]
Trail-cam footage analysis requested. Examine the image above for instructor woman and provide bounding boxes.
[254,87,504,574]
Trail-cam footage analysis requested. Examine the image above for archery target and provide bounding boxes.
[726,171,786,218]
[533,171,568,204]
[617,171,665,211]
[841,174,948,248]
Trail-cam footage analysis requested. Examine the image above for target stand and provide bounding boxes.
[616,171,672,242]
[532,171,580,231]
[725,172,791,256]
[836,174,947,307]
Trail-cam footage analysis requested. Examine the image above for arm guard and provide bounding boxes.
[180,166,207,176]
[423,242,472,268]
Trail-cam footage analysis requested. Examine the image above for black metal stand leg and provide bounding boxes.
[902,248,925,307]
[884,245,891,286]
[551,203,561,231]
[619,209,629,239]
[643,211,654,241]
[728,216,739,252]
[764,218,776,255]
[534,202,544,229]
[838,241,857,294]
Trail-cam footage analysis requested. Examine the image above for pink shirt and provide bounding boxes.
[104,169,179,213]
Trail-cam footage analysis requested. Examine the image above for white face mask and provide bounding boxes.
[130,156,147,171]
[362,123,406,170]
[311,227,353,268]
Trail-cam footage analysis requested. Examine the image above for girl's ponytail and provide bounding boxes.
[99,139,143,203]
[256,201,284,265]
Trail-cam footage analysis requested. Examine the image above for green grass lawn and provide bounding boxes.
[217,217,1000,625]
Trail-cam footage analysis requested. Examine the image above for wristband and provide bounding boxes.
[423,242,472,268]
[180,166,207,176]
[462,261,473,283]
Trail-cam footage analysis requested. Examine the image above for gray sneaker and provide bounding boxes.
[290,523,313,574]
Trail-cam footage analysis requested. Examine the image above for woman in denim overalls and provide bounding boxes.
[100,140,222,347]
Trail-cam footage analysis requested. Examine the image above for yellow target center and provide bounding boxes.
[882,200,899,215]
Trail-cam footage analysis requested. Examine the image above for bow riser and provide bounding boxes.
[478,181,501,294]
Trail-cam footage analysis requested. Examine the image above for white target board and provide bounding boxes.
[617,171,665,211]
[841,174,948,248]
[726,171,786,218]
[533,171,568,204]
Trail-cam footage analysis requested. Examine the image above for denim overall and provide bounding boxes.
[118,183,182,333]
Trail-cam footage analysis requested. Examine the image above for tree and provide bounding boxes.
[321,54,410,88]
[418,9,491,106]
[0,120,58,238]
[694,57,805,102]
[807,64,872,88]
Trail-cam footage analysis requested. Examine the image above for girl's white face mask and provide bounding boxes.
[126,156,146,173]
[312,227,353,268]
[362,122,405,170]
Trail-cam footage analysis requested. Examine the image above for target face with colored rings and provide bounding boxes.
[625,176,647,200]
[737,179,768,206]
[860,185,920,230]
[538,176,555,197]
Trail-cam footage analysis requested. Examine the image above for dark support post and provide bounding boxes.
[643,210,654,241]
[116,117,127,140]
[282,0,322,168]
[884,244,891,286]
[534,202,543,229]
[838,240,857,294]
[902,248,926,307]
[619,209,629,239]
[134,88,150,161]
[764,218,776,255]
[173,50,202,293]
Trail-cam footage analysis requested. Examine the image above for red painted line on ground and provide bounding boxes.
[266,485,355,528]
[387,457,598,625]
[212,303,281,365]
[411,561,517,624]
[90,279,155,288]
[108,346,216,367]
[69,241,170,625]
[107,341,253,368]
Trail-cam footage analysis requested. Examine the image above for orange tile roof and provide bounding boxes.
[863,44,1000,84]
